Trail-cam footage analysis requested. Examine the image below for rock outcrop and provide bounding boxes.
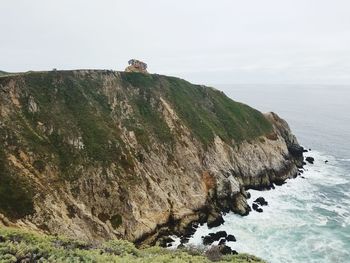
[0,70,303,245]
[125,59,148,73]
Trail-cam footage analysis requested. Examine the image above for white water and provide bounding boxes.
[167,84,350,262]
[170,151,350,262]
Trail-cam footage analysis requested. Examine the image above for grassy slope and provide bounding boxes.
[0,227,265,263]
[0,71,13,77]
[0,71,272,220]
[120,72,272,146]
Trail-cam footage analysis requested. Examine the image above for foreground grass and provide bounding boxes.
[0,227,265,262]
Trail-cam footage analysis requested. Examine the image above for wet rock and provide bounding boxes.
[231,192,251,216]
[254,197,268,206]
[305,157,314,164]
[288,144,304,158]
[203,236,215,245]
[218,238,226,245]
[274,180,286,186]
[211,231,227,240]
[158,236,175,247]
[219,245,238,255]
[180,222,197,240]
[226,234,236,242]
[202,231,227,245]
[180,236,190,244]
[252,203,263,213]
[207,213,224,228]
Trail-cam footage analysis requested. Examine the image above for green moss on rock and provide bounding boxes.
[0,148,34,219]
[110,214,123,229]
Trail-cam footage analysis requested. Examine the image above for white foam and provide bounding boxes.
[180,151,350,263]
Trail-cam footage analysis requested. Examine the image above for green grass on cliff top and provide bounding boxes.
[0,227,265,263]
[120,72,272,146]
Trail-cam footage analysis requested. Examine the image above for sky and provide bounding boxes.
[1,0,350,84]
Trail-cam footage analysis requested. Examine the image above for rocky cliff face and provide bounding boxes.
[0,70,303,243]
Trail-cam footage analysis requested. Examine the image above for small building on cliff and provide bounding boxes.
[125,59,148,73]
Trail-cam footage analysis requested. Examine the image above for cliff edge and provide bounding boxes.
[0,70,304,244]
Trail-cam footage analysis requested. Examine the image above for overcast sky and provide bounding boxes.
[1,0,349,84]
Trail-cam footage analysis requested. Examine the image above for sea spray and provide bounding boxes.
[170,151,350,263]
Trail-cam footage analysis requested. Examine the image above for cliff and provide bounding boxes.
[0,70,303,244]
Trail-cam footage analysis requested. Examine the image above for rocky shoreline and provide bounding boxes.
[136,137,306,248]
[0,71,305,250]
[136,111,308,248]
[148,158,307,251]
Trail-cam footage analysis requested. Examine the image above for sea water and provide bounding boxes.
[173,84,350,263]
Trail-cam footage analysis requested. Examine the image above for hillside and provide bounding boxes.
[0,226,265,262]
[0,70,303,248]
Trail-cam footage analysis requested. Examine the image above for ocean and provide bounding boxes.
[173,84,350,263]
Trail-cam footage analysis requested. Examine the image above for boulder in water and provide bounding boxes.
[226,234,236,242]
[254,197,268,206]
[202,231,227,245]
[252,203,263,213]
[306,157,314,164]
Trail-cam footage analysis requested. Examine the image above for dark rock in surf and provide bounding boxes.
[306,157,314,164]
[158,236,175,247]
[207,214,224,228]
[226,234,236,242]
[252,203,263,213]
[180,235,190,244]
[202,231,227,245]
[254,197,268,206]
[218,239,226,245]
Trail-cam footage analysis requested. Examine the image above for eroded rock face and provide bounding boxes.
[0,70,303,244]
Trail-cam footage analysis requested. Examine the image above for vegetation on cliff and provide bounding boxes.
[0,227,265,263]
[0,70,296,263]
[121,72,272,146]
[0,70,273,221]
